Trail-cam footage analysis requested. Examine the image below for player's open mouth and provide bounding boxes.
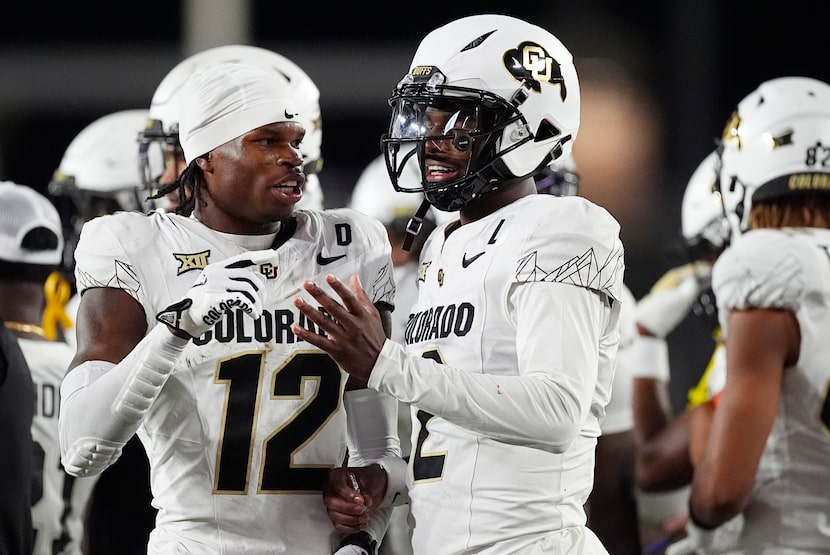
[426,163,459,182]
[273,181,302,201]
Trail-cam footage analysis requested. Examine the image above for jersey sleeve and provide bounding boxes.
[73,213,153,320]
[515,197,625,303]
[712,229,805,315]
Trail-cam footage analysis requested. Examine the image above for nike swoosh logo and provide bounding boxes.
[285,109,295,119]
[461,251,485,268]
[316,252,346,266]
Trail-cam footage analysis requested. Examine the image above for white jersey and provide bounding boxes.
[601,283,636,434]
[370,195,624,554]
[712,227,830,551]
[73,209,395,554]
[20,338,98,555]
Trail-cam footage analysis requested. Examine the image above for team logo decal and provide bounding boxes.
[503,41,567,100]
[259,262,278,279]
[418,261,432,282]
[174,250,210,275]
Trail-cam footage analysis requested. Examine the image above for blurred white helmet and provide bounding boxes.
[382,14,579,212]
[718,76,830,240]
[139,44,323,190]
[681,150,730,260]
[49,109,152,214]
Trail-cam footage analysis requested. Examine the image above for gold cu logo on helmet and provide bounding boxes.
[522,45,554,83]
[503,42,567,100]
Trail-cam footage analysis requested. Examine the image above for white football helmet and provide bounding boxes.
[48,109,151,273]
[49,109,152,214]
[718,76,830,240]
[681,150,730,261]
[139,44,324,209]
[382,14,579,212]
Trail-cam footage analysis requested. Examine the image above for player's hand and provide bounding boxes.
[156,250,274,338]
[324,465,388,535]
[636,261,712,338]
[291,274,386,381]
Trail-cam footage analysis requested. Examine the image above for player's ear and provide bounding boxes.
[196,152,213,172]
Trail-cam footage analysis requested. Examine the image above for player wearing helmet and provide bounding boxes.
[681,76,830,553]
[291,14,624,554]
[139,44,325,214]
[58,62,398,554]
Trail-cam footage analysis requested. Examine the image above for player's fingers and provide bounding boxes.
[301,279,353,323]
[323,274,360,311]
[348,274,377,316]
[291,298,336,343]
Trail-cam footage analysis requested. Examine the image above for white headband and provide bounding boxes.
[179,62,300,164]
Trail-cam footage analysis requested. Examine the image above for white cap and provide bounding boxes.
[0,181,64,266]
[179,62,299,164]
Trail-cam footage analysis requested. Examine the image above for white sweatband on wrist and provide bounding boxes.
[345,388,408,507]
[631,335,671,382]
[59,324,188,476]
[636,272,701,338]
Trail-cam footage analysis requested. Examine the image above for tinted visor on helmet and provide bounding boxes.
[382,81,525,211]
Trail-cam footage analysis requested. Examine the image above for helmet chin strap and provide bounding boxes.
[402,198,432,252]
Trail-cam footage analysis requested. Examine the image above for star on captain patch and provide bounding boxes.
[418,261,432,282]
[174,250,210,275]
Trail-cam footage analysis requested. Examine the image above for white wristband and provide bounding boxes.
[344,388,401,464]
[631,335,670,381]
[344,388,407,507]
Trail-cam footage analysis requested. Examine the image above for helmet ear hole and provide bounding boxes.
[534,120,561,142]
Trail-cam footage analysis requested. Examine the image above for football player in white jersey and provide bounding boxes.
[58,62,398,554]
[683,76,830,553]
[0,181,98,555]
[291,14,625,554]
[139,44,326,215]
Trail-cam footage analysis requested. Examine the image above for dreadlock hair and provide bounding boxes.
[750,193,830,231]
[146,160,204,217]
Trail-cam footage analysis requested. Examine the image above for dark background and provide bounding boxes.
[1,0,827,407]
